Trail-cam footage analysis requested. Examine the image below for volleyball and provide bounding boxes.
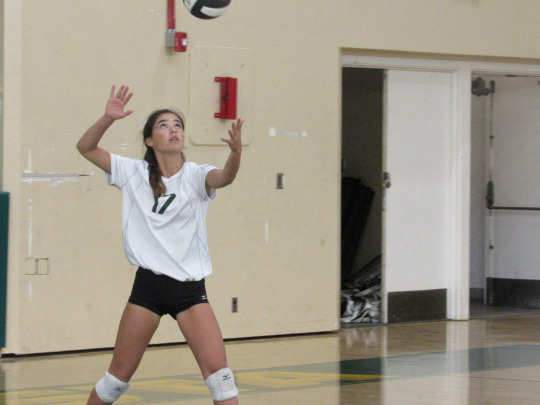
[183,0,231,20]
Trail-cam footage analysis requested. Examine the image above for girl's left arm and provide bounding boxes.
[206,118,244,191]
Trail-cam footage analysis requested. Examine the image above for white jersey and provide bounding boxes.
[105,153,217,281]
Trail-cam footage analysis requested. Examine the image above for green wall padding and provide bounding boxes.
[0,192,9,348]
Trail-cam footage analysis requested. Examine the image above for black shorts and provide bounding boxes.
[128,267,209,318]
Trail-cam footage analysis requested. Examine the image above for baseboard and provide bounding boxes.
[486,277,540,308]
[387,289,446,323]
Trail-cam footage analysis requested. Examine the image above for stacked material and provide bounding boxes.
[341,255,381,324]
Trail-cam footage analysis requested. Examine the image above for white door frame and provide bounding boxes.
[342,52,540,320]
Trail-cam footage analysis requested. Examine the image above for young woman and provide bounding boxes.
[77,85,243,405]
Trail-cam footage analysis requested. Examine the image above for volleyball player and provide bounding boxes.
[77,85,242,404]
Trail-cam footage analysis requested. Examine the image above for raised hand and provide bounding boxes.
[221,118,244,154]
[105,85,134,120]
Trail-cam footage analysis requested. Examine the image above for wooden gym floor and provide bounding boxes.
[2,312,540,404]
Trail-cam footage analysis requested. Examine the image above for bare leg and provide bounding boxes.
[176,303,239,405]
[87,303,161,405]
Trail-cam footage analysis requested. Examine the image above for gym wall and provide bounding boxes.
[2,0,540,354]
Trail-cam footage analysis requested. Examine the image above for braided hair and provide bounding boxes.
[142,109,185,201]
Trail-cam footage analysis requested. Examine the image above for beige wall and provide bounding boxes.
[2,0,540,354]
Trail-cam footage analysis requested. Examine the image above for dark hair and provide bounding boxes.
[143,109,186,201]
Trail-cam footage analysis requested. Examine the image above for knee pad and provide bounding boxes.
[205,367,239,402]
[95,371,130,403]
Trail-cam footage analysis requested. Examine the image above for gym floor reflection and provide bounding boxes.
[2,314,540,404]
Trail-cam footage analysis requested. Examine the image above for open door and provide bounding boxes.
[485,76,540,307]
[382,69,453,323]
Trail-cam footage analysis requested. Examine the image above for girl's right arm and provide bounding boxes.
[76,85,133,174]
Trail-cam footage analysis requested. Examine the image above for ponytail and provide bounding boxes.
[144,148,167,202]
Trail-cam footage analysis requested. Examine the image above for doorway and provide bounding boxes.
[341,66,455,324]
[470,74,540,318]
[342,52,540,322]
[340,68,383,325]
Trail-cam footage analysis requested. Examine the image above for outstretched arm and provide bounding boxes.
[76,85,133,174]
[206,118,244,192]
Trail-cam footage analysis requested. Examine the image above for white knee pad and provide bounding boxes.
[205,368,239,402]
[95,371,130,403]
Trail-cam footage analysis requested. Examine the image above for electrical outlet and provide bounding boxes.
[232,297,238,313]
[276,173,284,189]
